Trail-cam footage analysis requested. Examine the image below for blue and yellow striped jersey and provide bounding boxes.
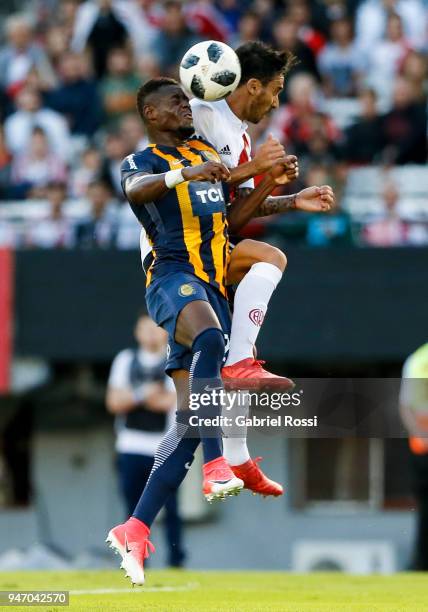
[121,138,230,297]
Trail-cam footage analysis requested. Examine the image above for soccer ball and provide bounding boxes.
[179,40,241,101]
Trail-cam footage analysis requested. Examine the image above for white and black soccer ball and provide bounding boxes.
[179,40,241,101]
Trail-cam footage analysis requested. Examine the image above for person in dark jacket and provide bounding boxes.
[45,52,103,137]
[340,88,384,163]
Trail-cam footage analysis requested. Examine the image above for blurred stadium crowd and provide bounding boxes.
[0,0,428,249]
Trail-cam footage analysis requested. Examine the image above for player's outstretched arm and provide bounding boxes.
[124,162,231,206]
[228,177,335,233]
[255,185,335,218]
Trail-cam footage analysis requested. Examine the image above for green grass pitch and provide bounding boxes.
[0,570,427,612]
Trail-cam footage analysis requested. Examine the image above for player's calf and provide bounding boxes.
[223,240,293,389]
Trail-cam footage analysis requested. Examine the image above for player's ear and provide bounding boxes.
[246,78,263,96]
[143,103,157,123]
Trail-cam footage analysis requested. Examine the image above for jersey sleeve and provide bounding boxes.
[120,149,159,193]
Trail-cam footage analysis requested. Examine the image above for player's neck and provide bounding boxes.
[147,130,185,148]
[226,92,248,123]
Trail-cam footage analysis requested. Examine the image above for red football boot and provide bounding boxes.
[222,358,294,391]
[231,457,284,497]
[106,517,155,585]
[203,456,244,502]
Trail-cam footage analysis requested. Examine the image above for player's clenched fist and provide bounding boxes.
[270,155,299,185]
[253,133,287,173]
[295,185,335,212]
[182,161,231,183]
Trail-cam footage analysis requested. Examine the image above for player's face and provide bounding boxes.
[249,75,284,124]
[154,85,194,138]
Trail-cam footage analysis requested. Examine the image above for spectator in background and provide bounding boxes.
[401,51,428,103]
[251,0,278,43]
[286,0,326,56]
[305,163,353,246]
[362,182,407,246]
[340,88,383,164]
[0,14,56,99]
[0,126,12,200]
[118,0,160,58]
[58,0,81,34]
[380,77,427,164]
[44,24,71,69]
[273,16,320,83]
[355,0,426,52]
[101,132,130,200]
[150,1,200,75]
[318,17,364,98]
[100,47,140,127]
[214,0,241,34]
[26,181,73,248]
[10,127,67,199]
[4,87,71,162]
[45,51,103,137]
[69,147,101,198]
[71,0,130,77]
[106,314,185,568]
[119,113,148,153]
[270,73,340,160]
[367,12,412,105]
[186,0,232,42]
[231,11,262,48]
[74,179,116,248]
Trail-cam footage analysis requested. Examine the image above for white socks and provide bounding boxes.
[222,262,283,466]
[222,392,250,466]
[225,262,283,366]
[223,437,250,466]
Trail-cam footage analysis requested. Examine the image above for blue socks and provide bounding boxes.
[133,412,199,527]
[132,327,226,527]
[189,328,225,463]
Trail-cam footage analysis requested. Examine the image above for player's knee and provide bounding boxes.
[192,327,225,365]
[259,245,287,272]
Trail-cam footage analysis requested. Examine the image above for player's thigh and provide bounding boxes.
[174,299,222,348]
[172,369,190,412]
[227,239,287,285]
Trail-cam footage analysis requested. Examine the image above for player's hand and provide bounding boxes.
[269,155,299,185]
[182,161,231,184]
[295,185,335,212]
[253,134,287,173]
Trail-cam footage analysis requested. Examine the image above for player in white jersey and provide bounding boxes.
[188,42,335,496]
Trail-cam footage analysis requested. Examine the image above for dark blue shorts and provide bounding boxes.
[145,272,231,375]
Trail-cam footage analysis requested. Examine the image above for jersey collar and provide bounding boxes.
[219,98,248,132]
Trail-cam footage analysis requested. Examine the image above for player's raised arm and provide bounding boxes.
[228,165,335,233]
[124,162,230,207]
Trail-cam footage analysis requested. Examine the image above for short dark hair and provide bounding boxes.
[235,41,296,86]
[136,77,179,122]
